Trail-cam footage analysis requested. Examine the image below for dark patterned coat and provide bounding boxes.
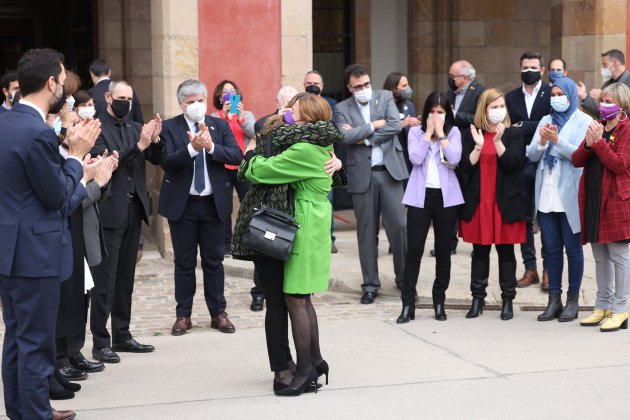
[572,118,630,244]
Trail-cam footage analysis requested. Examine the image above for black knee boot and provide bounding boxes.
[498,261,517,320]
[538,291,563,321]
[559,292,580,322]
[467,259,489,318]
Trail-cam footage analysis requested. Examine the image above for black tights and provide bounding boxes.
[284,293,323,386]
[472,243,516,262]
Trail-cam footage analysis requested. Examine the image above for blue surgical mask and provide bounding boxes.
[550,96,570,113]
[52,115,62,135]
[548,70,564,83]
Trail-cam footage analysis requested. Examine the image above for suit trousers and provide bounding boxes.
[0,274,60,420]
[56,334,86,368]
[169,195,227,317]
[401,189,459,306]
[90,198,142,348]
[252,256,292,372]
[591,242,630,313]
[352,169,407,293]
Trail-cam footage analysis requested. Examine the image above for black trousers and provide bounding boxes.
[90,198,142,348]
[56,334,85,368]
[252,255,292,372]
[169,195,227,318]
[224,169,251,247]
[401,189,459,306]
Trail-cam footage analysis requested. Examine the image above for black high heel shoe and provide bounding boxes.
[466,298,485,318]
[275,368,318,397]
[500,300,513,320]
[434,303,447,321]
[273,380,321,393]
[315,360,329,385]
[396,305,415,324]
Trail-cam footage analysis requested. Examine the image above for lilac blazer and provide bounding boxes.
[402,126,464,208]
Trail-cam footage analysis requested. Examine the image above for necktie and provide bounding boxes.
[193,122,205,193]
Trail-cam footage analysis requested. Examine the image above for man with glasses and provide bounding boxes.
[335,64,408,304]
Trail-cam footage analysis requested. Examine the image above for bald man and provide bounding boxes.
[446,60,486,129]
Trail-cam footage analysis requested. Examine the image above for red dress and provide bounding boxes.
[460,132,525,245]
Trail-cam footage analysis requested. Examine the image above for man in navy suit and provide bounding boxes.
[505,51,551,290]
[0,48,98,420]
[159,79,242,336]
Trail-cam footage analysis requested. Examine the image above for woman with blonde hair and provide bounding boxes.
[458,88,526,320]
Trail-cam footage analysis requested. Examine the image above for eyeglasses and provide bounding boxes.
[349,81,371,91]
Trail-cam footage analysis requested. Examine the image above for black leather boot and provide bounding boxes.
[559,292,580,322]
[396,305,415,324]
[434,303,447,321]
[466,297,485,318]
[467,259,489,318]
[537,292,563,321]
[498,261,516,320]
[500,300,513,320]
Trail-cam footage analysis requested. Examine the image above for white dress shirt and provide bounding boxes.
[522,80,542,118]
[453,82,471,115]
[536,143,564,213]
[355,98,383,166]
[185,115,214,196]
[425,141,441,188]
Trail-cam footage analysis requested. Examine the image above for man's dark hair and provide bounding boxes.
[520,51,544,66]
[603,49,625,66]
[548,58,567,72]
[344,64,369,84]
[89,58,110,77]
[17,48,64,97]
[0,70,18,90]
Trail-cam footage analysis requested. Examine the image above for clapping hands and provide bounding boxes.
[188,122,213,152]
[139,114,163,151]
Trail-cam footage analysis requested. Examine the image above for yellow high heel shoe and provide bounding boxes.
[600,312,629,332]
[580,309,612,327]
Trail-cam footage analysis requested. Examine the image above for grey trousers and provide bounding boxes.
[352,170,407,293]
[591,242,630,313]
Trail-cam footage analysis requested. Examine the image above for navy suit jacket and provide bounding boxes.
[505,83,551,146]
[447,80,486,129]
[0,103,86,280]
[158,114,242,222]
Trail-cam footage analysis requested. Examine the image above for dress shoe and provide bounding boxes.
[69,354,105,373]
[580,309,612,326]
[53,408,76,420]
[396,305,415,324]
[500,300,514,320]
[360,291,376,304]
[273,379,322,393]
[315,360,329,385]
[275,368,318,396]
[434,303,447,321]
[211,312,236,333]
[331,243,338,254]
[113,338,155,353]
[541,269,549,291]
[92,346,121,363]
[54,370,81,392]
[250,296,264,312]
[171,316,192,336]
[600,312,629,332]
[516,269,540,288]
[58,365,87,381]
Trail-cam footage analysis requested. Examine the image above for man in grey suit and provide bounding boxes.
[335,64,408,304]
[578,49,630,118]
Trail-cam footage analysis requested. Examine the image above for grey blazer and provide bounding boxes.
[82,181,107,267]
[335,89,408,194]
[582,71,630,118]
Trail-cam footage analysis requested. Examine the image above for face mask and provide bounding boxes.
[305,85,321,95]
[52,115,62,135]
[601,66,613,79]
[487,108,507,124]
[550,96,570,113]
[521,70,541,86]
[110,99,131,119]
[185,101,207,122]
[77,106,96,120]
[283,110,295,125]
[600,102,622,121]
[353,87,372,103]
[548,70,564,83]
[399,86,413,101]
[66,95,75,113]
[49,82,66,114]
[447,77,457,91]
[8,90,17,105]
[433,113,446,122]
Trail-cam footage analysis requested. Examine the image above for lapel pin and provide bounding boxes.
[470,86,475,90]
[210,126,215,130]
[375,99,379,105]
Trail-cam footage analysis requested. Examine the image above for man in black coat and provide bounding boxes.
[89,80,164,363]
[505,51,551,290]
[89,58,144,124]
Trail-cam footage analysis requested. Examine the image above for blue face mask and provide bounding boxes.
[52,115,62,135]
[550,95,570,113]
[548,70,564,83]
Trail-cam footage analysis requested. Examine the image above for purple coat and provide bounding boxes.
[402,126,464,208]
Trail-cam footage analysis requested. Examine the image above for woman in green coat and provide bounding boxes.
[241,93,344,396]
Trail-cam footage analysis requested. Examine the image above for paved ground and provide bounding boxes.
[0,210,623,419]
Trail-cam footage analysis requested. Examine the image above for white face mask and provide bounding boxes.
[66,96,75,113]
[601,66,613,79]
[52,115,62,135]
[354,87,372,103]
[435,113,446,122]
[77,106,96,120]
[185,101,207,122]
[487,107,507,124]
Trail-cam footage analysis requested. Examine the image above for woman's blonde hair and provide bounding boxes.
[263,92,332,134]
[600,82,630,110]
[474,88,511,131]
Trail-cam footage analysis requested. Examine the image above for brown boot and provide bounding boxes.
[171,316,192,336]
[211,312,236,333]
[53,408,76,420]
[516,269,540,288]
[541,269,549,291]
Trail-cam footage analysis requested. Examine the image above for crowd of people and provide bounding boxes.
[1,45,630,418]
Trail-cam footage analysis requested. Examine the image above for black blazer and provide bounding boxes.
[90,112,164,228]
[458,126,526,223]
[158,114,242,222]
[89,79,145,124]
[447,80,486,129]
[504,83,551,146]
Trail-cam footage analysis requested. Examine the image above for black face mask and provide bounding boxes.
[448,77,458,91]
[49,82,66,114]
[305,85,321,95]
[521,70,541,86]
[110,99,131,119]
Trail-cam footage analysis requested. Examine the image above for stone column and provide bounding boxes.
[281,0,313,89]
